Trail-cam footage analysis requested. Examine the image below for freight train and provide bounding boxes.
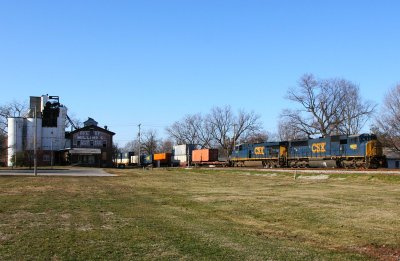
[116,133,385,169]
[230,133,385,169]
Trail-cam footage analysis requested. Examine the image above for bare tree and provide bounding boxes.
[207,106,262,157]
[374,84,400,151]
[166,106,264,157]
[141,129,160,155]
[338,85,376,135]
[65,111,83,130]
[159,139,174,153]
[278,118,308,141]
[242,131,269,144]
[207,106,233,156]
[123,140,139,153]
[234,109,263,142]
[166,114,201,145]
[282,74,375,137]
[166,113,213,148]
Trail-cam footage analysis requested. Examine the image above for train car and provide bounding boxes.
[141,154,153,166]
[192,149,218,162]
[287,134,385,168]
[153,152,172,167]
[172,144,196,166]
[115,152,135,168]
[230,133,384,169]
[191,148,228,167]
[230,141,287,167]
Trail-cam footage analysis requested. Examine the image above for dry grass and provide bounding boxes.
[1,168,400,260]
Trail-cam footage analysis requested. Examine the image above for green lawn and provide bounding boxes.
[1,168,400,260]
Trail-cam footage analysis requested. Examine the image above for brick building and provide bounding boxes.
[67,118,115,167]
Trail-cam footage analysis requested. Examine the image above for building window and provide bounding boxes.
[396,161,400,168]
[103,141,107,148]
[90,141,94,147]
[43,154,50,162]
[77,141,81,147]
[90,128,94,136]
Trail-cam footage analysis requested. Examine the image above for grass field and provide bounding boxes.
[1,168,400,260]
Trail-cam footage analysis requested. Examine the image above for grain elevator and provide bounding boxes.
[7,95,67,166]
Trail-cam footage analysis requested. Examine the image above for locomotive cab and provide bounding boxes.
[362,134,384,168]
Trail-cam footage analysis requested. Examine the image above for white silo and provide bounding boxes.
[7,117,24,166]
[25,117,42,151]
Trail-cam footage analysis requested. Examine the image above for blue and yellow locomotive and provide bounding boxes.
[230,134,385,168]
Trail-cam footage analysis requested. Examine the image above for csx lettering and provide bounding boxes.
[254,147,265,155]
[312,142,326,153]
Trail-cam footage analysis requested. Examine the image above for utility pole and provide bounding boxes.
[138,123,141,167]
[34,106,38,176]
[14,122,17,168]
[233,124,237,149]
[51,138,53,169]
[187,146,190,168]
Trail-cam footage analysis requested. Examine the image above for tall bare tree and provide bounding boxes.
[278,118,308,141]
[159,139,174,153]
[207,106,262,157]
[166,113,213,148]
[65,111,83,130]
[166,106,263,157]
[374,84,400,151]
[338,85,376,135]
[123,140,139,153]
[207,106,233,156]
[242,131,269,144]
[141,129,160,155]
[282,74,375,137]
[124,137,173,155]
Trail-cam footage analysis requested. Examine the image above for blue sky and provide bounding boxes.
[1,1,399,146]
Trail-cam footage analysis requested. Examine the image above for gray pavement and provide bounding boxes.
[0,168,116,177]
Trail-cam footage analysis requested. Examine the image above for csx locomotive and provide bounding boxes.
[230,133,385,168]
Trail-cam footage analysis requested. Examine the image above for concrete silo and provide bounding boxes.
[7,117,24,167]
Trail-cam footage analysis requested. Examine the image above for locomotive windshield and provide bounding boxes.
[359,134,377,142]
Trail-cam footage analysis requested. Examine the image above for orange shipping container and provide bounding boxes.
[192,149,218,162]
[153,153,171,161]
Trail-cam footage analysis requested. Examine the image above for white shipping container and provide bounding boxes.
[173,155,189,166]
[131,155,139,164]
[173,144,196,156]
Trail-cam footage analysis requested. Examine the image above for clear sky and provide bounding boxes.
[1,1,399,146]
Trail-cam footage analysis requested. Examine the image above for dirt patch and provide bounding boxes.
[354,244,400,261]
[77,224,93,231]
[0,232,12,242]
[254,173,278,177]
[241,172,278,177]
[60,213,71,219]
[297,174,329,180]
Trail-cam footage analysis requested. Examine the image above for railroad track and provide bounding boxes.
[212,167,400,175]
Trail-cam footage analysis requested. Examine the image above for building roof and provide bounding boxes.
[383,148,400,160]
[70,124,115,136]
